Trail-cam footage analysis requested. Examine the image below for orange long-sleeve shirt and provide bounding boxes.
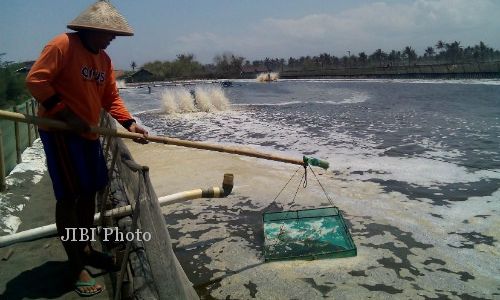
[26,33,133,140]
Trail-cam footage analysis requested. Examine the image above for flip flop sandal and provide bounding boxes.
[84,250,120,271]
[74,278,103,297]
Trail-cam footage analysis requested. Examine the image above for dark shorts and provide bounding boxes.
[39,130,108,201]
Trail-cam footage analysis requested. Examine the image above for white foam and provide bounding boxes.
[2,215,21,234]
[116,79,127,89]
[0,139,46,234]
[237,101,303,107]
[334,154,500,186]
[161,86,230,114]
[6,139,46,184]
[256,72,279,82]
[319,91,370,104]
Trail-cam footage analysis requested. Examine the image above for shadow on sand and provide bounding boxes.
[2,261,73,299]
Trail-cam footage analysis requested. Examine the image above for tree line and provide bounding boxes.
[137,40,500,80]
[0,53,30,108]
[133,52,245,80]
[249,40,500,71]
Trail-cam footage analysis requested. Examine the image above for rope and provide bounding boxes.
[309,165,335,207]
[289,170,306,208]
[271,166,302,207]
[273,164,335,209]
[302,166,308,188]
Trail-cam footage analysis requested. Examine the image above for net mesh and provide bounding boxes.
[99,112,198,300]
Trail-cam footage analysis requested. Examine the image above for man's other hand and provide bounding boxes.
[55,107,90,133]
[129,123,149,144]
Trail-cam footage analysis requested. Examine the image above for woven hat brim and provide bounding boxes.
[67,24,134,36]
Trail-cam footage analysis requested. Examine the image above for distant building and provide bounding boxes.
[15,61,35,73]
[114,69,126,79]
[240,65,269,78]
[126,68,154,83]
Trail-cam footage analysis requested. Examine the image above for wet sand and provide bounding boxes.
[125,139,499,299]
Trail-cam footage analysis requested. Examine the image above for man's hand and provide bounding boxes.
[54,107,90,133]
[129,122,149,144]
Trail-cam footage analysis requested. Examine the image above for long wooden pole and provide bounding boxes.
[0,110,330,169]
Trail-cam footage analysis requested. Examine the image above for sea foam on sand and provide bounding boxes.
[0,139,46,234]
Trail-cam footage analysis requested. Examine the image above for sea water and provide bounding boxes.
[122,79,500,204]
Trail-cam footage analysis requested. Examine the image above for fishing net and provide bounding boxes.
[99,112,198,299]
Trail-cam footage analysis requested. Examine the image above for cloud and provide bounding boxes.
[173,0,500,62]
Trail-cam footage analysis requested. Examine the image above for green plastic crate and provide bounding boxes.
[263,207,357,261]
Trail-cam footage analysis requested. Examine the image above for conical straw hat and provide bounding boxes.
[67,0,134,36]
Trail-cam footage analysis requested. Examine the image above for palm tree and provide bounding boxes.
[403,46,417,66]
[130,61,137,71]
[388,50,401,66]
[319,53,331,68]
[358,52,368,66]
[370,49,387,67]
[435,40,445,52]
[445,41,462,63]
[424,46,435,57]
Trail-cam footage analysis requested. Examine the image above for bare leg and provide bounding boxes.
[78,193,97,255]
[56,197,102,294]
[56,199,85,278]
[79,193,119,271]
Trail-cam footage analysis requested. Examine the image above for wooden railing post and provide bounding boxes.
[31,99,38,138]
[0,129,5,192]
[12,106,21,163]
[26,102,32,146]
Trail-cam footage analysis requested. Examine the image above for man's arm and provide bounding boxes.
[102,67,148,142]
[26,45,63,110]
[26,44,90,132]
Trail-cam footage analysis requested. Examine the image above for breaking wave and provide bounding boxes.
[256,72,279,82]
[161,86,230,114]
[116,79,127,89]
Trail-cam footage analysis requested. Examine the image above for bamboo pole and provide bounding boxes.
[12,107,21,164]
[0,110,330,169]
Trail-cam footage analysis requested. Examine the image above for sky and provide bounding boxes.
[1,0,499,70]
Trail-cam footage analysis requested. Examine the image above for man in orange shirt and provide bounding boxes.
[26,1,147,296]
